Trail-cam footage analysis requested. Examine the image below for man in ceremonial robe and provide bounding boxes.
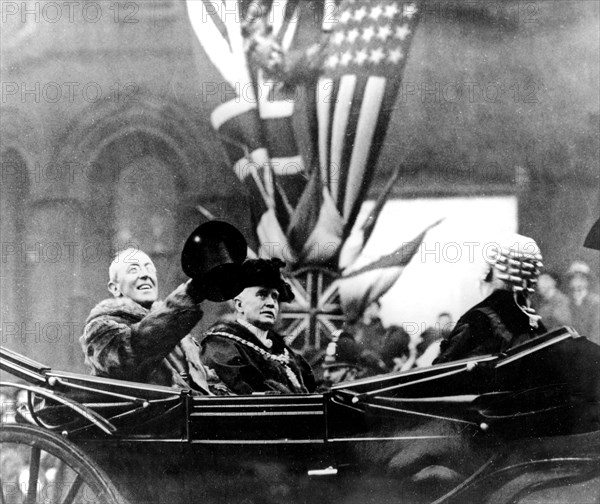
[200,259,315,394]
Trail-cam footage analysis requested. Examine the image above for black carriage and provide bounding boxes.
[1,327,599,504]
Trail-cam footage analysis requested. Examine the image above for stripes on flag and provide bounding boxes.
[314,0,421,251]
[316,77,334,187]
[343,76,386,219]
[328,75,356,205]
[338,166,403,270]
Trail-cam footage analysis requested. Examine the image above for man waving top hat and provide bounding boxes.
[80,221,248,395]
[80,247,210,393]
[200,259,315,394]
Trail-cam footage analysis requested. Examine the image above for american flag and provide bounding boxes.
[315,0,420,245]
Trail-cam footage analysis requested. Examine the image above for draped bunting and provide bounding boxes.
[187,0,423,326]
[187,0,420,266]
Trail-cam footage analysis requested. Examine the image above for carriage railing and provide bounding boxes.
[0,345,49,384]
[2,330,598,504]
[332,326,579,396]
[328,327,592,437]
[1,345,186,438]
[1,326,594,440]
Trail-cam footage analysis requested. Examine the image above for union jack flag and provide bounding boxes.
[186,0,307,259]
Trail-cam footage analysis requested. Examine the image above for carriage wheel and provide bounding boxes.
[1,423,127,504]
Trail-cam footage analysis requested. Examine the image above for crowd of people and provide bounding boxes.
[532,261,600,342]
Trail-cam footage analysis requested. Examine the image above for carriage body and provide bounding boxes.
[1,327,599,504]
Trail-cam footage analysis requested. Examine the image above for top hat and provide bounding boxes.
[181,221,247,302]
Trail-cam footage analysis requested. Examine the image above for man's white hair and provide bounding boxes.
[108,247,146,283]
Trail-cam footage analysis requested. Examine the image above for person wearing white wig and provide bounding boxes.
[434,234,546,364]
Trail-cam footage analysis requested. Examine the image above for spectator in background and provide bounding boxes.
[347,300,389,374]
[381,325,412,372]
[415,312,455,368]
[320,331,362,388]
[567,261,600,345]
[320,329,389,389]
[380,316,452,373]
[350,300,386,355]
[533,271,572,330]
[437,312,454,339]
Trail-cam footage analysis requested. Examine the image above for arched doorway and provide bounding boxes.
[83,131,194,310]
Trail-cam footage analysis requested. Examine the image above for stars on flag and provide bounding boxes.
[354,49,368,65]
[361,26,375,42]
[394,24,411,40]
[369,47,385,64]
[353,6,367,22]
[340,10,352,24]
[384,3,399,19]
[377,25,392,41]
[333,31,346,45]
[387,48,403,63]
[337,2,419,25]
[326,54,340,69]
[347,28,359,43]
[323,0,419,74]
[369,5,383,20]
[340,51,353,66]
